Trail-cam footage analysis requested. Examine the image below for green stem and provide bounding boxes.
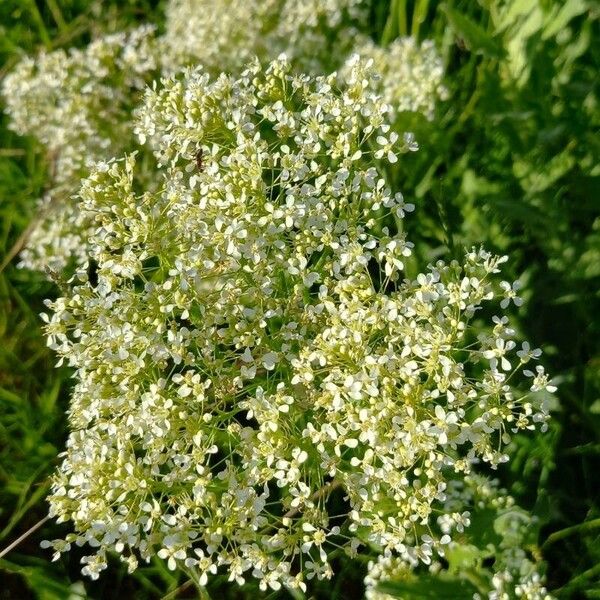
[45,0,66,33]
[398,0,408,36]
[26,0,51,48]
[198,586,212,600]
[381,0,399,45]
[564,443,600,456]
[412,0,429,39]
[554,562,600,596]
[542,518,600,551]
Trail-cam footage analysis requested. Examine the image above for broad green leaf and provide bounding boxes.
[441,5,504,58]
[543,0,588,40]
[494,0,536,32]
[377,574,479,599]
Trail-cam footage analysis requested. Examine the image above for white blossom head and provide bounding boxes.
[2,26,160,272]
[3,0,367,275]
[2,26,159,185]
[341,37,449,121]
[161,0,368,75]
[365,475,553,600]
[41,57,552,589]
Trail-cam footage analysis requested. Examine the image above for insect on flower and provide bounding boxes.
[195,148,204,172]
[86,258,99,288]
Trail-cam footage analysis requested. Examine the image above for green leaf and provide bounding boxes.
[461,507,503,548]
[398,0,408,36]
[377,574,479,599]
[445,543,485,571]
[514,151,576,195]
[589,399,600,415]
[441,6,504,58]
[494,0,536,32]
[0,559,86,600]
[412,0,429,37]
[542,0,588,40]
[382,0,400,45]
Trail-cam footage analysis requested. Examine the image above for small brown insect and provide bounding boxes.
[456,37,467,52]
[195,148,204,172]
[87,258,99,288]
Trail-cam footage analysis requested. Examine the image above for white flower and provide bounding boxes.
[392,192,415,218]
[162,0,368,76]
[524,365,557,393]
[365,476,552,600]
[483,337,516,371]
[375,131,400,163]
[517,341,542,363]
[500,280,523,309]
[340,37,448,121]
[403,132,419,152]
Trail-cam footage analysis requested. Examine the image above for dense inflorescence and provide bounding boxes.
[2,26,160,272]
[4,1,447,277]
[3,25,159,185]
[41,58,552,590]
[342,37,449,121]
[162,0,368,76]
[364,475,553,600]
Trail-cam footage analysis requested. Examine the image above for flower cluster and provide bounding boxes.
[364,475,553,600]
[267,0,367,73]
[41,57,551,589]
[3,25,158,185]
[0,0,358,274]
[3,1,450,277]
[162,0,367,76]
[161,0,280,75]
[2,26,160,271]
[342,37,449,121]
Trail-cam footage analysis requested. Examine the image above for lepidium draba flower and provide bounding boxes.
[2,26,160,272]
[364,475,554,600]
[161,0,368,76]
[41,57,552,590]
[341,37,449,121]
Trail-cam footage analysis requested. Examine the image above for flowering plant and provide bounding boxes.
[162,0,367,76]
[341,37,449,121]
[2,25,160,272]
[365,475,553,600]
[2,0,447,278]
[41,57,552,591]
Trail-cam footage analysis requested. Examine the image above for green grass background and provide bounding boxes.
[0,1,598,598]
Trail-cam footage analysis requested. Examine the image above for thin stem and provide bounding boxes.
[0,515,49,559]
[26,0,51,48]
[283,479,342,520]
[45,0,67,33]
[159,579,194,600]
[0,150,59,275]
[553,562,600,596]
[542,518,600,551]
